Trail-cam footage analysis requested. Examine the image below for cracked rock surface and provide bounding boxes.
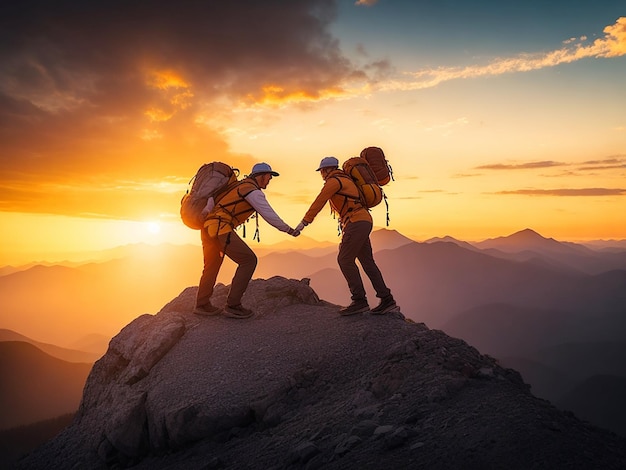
[17,277,626,469]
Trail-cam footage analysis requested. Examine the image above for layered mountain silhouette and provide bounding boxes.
[557,375,626,436]
[0,341,92,430]
[15,278,626,469]
[474,228,626,274]
[1,228,625,443]
[0,413,75,468]
[0,329,102,363]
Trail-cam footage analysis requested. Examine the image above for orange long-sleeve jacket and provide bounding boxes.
[303,169,371,228]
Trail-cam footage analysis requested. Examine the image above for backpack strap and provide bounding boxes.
[331,174,366,215]
[213,179,242,205]
[335,169,390,226]
[211,178,261,239]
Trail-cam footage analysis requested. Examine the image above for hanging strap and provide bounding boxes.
[253,213,260,242]
[210,179,259,232]
[388,161,395,182]
[331,175,366,221]
[383,191,390,226]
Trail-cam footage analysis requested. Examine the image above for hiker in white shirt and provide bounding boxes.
[195,163,299,318]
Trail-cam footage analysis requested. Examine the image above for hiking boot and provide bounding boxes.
[193,302,221,316]
[339,300,369,316]
[223,304,254,319]
[370,296,397,315]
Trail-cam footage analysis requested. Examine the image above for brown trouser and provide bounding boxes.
[196,228,257,308]
[337,220,391,302]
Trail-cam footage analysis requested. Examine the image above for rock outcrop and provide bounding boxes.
[17,277,626,469]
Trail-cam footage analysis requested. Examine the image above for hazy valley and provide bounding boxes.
[1,228,626,464]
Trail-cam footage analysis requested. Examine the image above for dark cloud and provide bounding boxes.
[475,161,565,170]
[0,0,353,109]
[0,0,366,218]
[496,188,626,196]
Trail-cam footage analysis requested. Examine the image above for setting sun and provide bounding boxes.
[146,221,161,234]
[0,2,624,264]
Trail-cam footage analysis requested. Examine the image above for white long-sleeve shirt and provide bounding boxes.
[244,189,291,233]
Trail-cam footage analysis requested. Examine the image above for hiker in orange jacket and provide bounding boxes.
[296,156,397,316]
[195,162,299,319]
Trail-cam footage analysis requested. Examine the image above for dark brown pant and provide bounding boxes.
[337,220,391,303]
[196,229,257,308]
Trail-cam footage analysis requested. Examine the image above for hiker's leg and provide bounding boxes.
[356,226,392,299]
[196,228,225,307]
[223,231,257,306]
[337,221,368,302]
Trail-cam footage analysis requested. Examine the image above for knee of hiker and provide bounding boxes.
[249,253,258,268]
[337,253,355,269]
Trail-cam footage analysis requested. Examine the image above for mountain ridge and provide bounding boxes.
[4,228,624,274]
[16,278,626,469]
[0,342,92,430]
[0,329,102,363]
[2,228,625,345]
[2,229,625,454]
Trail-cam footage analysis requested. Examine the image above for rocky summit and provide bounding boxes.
[17,277,626,469]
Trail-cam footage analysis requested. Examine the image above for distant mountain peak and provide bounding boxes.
[370,228,415,250]
[425,235,460,243]
[422,235,480,253]
[508,228,551,241]
[475,228,565,253]
[513,227,543,237]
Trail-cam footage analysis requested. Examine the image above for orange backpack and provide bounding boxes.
[180,162,239,229]
[342,157,383,209]
[342,147,394,225]
[359,146,394,186]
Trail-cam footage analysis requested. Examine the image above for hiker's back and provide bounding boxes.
[342,157,383,209]
[359,146,393,186]
[327,170,372,226]
[345,146,394,226]
[204,178,259,236]
[180,162,239,230]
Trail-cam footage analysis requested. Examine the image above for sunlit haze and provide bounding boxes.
[1,1,625,266]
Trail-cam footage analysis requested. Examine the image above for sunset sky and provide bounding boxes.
[1,0,625,265]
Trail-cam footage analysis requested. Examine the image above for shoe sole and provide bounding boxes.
[339,306,370,316]
[370,305,400,315]
[223,310,254,319]
[193,308,222,316]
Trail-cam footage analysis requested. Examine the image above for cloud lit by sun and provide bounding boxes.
[0,1,624,264]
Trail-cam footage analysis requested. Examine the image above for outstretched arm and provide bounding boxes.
[245,190,296,234]
[301,177,341,225]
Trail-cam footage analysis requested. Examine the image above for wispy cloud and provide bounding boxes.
[397,188,458,199]
[578,156,626,171]
[473,155,626,176]
[422,117,469,135]
[377,17,626,92]
[497,188,626,196]
[473,156,625,176]
[476,161,565,170]
[453,173,482,178]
